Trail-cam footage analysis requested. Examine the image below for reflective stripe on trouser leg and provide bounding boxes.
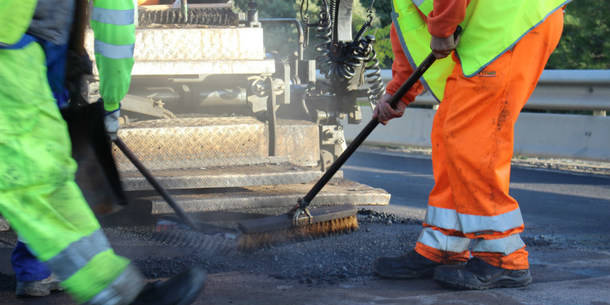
[414,227,471,264]
[471,234,525,255]
[0,43,144,304]
[417,227,470,253]
[45,229,145,303]
[84,263,145,305]
[424,205,524,234]
[46,230,111,281]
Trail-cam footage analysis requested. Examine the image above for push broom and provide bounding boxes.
[237,48,445,250]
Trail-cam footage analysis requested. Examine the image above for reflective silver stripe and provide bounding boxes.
[425,205,524,233]
[85,264,146,305]
[417,227,471,253]
[411,0,425,6]
[92,7,134,25]
[424,205,460,231]
[46,230,110,281]
[471,234,526,255]
[94,40,134,59]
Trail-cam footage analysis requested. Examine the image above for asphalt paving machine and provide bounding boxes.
[85,0,390,222]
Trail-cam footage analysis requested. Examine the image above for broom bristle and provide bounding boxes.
[237,215,359,251]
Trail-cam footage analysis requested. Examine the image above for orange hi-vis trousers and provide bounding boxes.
[414,9,564,270]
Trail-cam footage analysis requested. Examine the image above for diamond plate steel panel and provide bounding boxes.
[276,120,319,167]
[145,178,391,214]
[130,60,275,75]
[85,27,265,62]
[114,117,267,171]
[120,164,322,191]
[85,27,273,75]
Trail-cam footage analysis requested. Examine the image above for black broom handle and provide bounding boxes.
[114,137,200,230]
[299,53,437,208]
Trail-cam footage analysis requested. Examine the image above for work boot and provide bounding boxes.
[130,267,207,305]
[434,257,532,290]
[16,274,64,297]
[374,250,442,279]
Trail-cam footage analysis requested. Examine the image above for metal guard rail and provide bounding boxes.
[377,69,610,112]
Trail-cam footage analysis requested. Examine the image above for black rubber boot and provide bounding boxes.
[434,257,532,290]
[374,250,442,279]
[130,267,207,305]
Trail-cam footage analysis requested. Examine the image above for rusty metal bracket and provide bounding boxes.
[291,199,314,226]
[266,77,279,156]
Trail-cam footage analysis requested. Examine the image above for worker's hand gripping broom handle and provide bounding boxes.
[297,52,437,209]
[297,27,462,210]
[114,137,200,230]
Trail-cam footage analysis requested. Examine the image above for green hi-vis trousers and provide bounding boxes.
[0,43,145,304]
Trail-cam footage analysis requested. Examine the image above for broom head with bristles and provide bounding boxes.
[237,205,359,251]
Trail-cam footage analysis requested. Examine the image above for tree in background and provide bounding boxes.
[234,0,297,18]
[547,1,609,69]
[234,0,379,61]
[237,1,608,70]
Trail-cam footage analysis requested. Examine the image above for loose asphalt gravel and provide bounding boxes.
[92,206,592,287]
[98,209,422,284]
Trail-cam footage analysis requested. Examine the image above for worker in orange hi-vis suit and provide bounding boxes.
[372,0,568,289]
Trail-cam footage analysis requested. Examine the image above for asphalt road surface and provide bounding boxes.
[344,149,610,238]
[0,148,609,305]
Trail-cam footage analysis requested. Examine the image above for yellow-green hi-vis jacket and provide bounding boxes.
[392,0,571,102]
[0,0,135,112]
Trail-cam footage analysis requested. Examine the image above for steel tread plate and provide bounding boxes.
[139,178,390,214]
[114,117,320,170]
[124,116,263,128]
[114,117,267,171]
[85,26,272,75]
[121,164,322,190]
[86,27,265,61]
[129,60,276,76]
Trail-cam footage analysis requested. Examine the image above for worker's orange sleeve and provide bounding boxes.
[385,24,424,106]
[426,0,470,38]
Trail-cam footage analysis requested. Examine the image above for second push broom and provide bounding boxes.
[237,47,446,250]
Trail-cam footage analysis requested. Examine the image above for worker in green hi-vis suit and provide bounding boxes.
[0,1,206,304]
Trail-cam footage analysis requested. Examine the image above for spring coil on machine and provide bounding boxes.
[137,7,238,26]
[362,38,385,104]
[314,0,365,82]
[314,0,333,77]
[309,0,383,102]
[336,44,366,81]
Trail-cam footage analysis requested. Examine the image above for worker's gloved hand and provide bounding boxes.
[373,93,406,125]
[430,33,460,59]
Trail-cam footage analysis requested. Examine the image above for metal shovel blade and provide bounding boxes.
[61,101,127,215]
